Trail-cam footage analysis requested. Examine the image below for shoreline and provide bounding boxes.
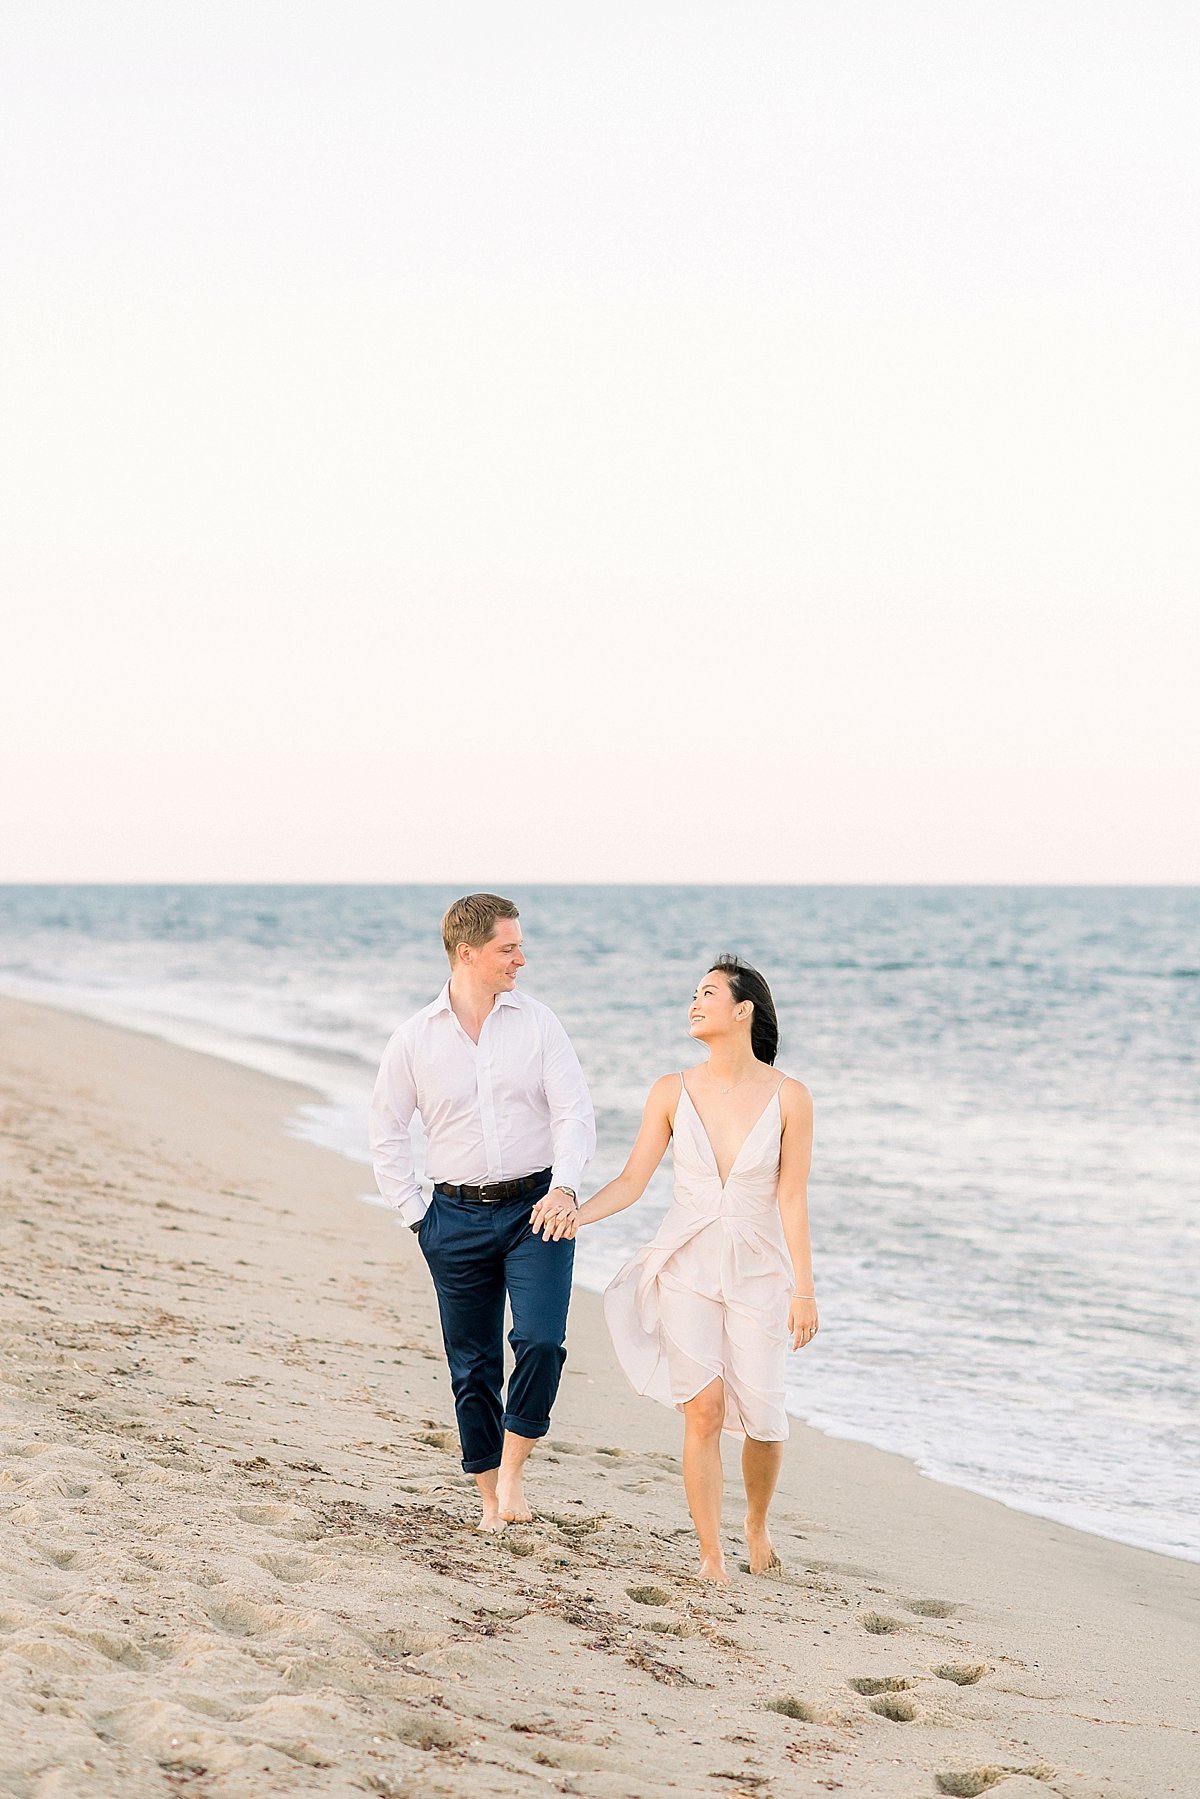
[4,979,1194,1571]
[2,993,1197,1797]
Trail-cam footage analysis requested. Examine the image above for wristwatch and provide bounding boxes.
[559,1187,577,1204]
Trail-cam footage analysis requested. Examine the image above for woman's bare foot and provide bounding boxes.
[496,1472,533,1523]
[698,1551,730,1585]
[743,1515,783,1575]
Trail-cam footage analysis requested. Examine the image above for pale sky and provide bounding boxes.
[2,2,1196,883]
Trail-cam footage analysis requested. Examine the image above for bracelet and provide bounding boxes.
[794,1292,815,1299]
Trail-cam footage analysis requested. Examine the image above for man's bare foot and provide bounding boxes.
[698,1551,730,1585]
[496,1473,533,1523]
[743,1516,783,1575]
[474,1471,505,1533]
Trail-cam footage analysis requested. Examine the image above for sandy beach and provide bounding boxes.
[1,994,1196,1799]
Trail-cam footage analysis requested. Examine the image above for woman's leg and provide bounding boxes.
[741,1436,784,1573]
[681,1378,729,1582]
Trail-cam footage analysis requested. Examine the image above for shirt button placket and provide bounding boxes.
[477,1014,503,1184]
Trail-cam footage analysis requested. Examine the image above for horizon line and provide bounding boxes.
[2,879,1198,892]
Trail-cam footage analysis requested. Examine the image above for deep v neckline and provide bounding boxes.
[679,1077,783,1190]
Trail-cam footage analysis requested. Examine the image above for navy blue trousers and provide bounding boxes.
[417,1174,574,1474]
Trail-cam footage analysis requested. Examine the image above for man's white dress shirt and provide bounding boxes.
[370,982,596,1227]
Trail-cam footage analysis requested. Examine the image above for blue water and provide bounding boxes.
[2,884,1197,1562]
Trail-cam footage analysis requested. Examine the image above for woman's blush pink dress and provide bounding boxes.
[603,1075,793,1441]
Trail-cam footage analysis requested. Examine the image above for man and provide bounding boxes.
[370,894,595,1532]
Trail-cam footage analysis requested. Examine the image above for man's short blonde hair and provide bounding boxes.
[440,893,520,964]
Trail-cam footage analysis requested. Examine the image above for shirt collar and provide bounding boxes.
[425,979,520,1017]
[424,981,453,1017]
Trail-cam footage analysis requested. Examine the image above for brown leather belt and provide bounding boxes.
[433,1167,552,1204]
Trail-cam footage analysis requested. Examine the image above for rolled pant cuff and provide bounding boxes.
[461,1451,502,1475]
[502,1412,549,1440]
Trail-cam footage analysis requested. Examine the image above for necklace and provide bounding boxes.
[709,1070,756,1095]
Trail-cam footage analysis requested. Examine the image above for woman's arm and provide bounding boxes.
[531,1076,676,1240]
[777,1079,818,1349]
[576,1074,677,1226]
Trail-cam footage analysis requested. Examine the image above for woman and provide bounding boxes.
[533,956,817,1585]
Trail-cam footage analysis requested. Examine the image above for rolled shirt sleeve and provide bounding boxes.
[369,1027,428,1227]
[541,1010,596,1195]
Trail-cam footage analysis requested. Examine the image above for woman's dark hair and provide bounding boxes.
[709,954,779,1066]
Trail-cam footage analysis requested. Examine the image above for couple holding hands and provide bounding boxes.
[370,893,817,1585]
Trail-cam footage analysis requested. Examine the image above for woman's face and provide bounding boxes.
[688,969,738,1042]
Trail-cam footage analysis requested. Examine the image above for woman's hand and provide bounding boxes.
[788,1293,819,1350]
[529,1188,579,1241]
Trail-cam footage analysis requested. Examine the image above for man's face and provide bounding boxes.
[465,917,526,991]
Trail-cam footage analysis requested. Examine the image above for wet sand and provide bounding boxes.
[1,994,1196,1798]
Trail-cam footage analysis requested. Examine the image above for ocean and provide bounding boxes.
[2,883,1196,1563]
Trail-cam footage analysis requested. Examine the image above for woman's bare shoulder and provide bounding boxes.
[776,1072,813,1115]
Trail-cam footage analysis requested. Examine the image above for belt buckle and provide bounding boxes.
[478,1182,506,1204]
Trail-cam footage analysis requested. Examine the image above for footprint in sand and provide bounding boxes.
[414,1428,458,1452]
[907,1596,958,1617]
[393,1713,470,1751]
[935,1771,1007,1797]
[174,1691,241,1722]
[232,1501,292,1524]
[205,1596,284,1638]
[933,1662,990,1685]
[75,1629,150,1671]
[520,1742,607,1773]
[868,1692,919,1722]
[847,1676,915,1695]
[474,1602,530,1626]
[39,1543,87,1569]
[362,1625,448,1659]
[626,1586,672,1606]
[936,1771,1054,1797]
[764,1695,828,1723]
[15,1638,94,1674]
[860,1610,906,1634]
[232,1501,319,1538]
[551,1511,610,1538]
[255,1551,320,1585]
[806,1557,880,1579]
